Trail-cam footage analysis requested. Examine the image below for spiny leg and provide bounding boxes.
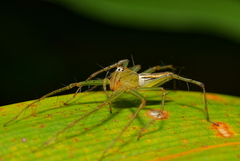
[34,89,125,152]
[103,78,112,113]
[3,80,105,126]
[136,87,166,139]
[171,74,219,126]
[141,72,219,126]
[84,84,99,92]
[99,89,146,161]
[86,59,129,81]
[129,65,141,72]
[64,59,129,104]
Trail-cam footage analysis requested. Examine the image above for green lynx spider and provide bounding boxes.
[4,59,219,160]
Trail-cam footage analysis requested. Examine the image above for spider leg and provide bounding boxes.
[35,89,124,152]
[3,80,105,126]
[103,78,113,113]
[64,59,129,104]
[86,59,129,81]
[141,72,219,126]
[99,89,146,160]
[129,65,141,72]
[136,87,166,139]
[84,84,99,92]
[171,74,219,126]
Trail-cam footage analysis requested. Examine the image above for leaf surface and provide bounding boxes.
[1,91,240,161]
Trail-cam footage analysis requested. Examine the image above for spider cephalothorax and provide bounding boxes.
[110,66,139,91]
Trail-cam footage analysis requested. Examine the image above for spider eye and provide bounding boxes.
[116,66,124,72]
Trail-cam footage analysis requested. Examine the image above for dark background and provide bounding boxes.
[1,1,240,106]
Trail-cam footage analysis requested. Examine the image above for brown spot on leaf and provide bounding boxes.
[181,105,187,107]
[211,122,233,138]
[39,124,46,128]
[146,109,169,120]
[72,137,79,142]
[44,114,53,118]
[21,138,27,142]
[119,139,125,143]
[16,103,25,107]
[127,114,134,120]
[99,118,105,121]
[11,138,17,142]
[206,94,223,101]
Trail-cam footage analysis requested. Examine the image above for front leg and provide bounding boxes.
[66,59,129,104]
[103,78,113,113]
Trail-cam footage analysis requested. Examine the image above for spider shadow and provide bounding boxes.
[114,101,209,150]
[108,98,172,150]
[8,100,105,126]
[33,104,127,152]
[11,95,175,156]
[32,97,172,153]
[9,91,171,126]
[176,102,207,119]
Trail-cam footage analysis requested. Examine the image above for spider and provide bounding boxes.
[4,59,219,160]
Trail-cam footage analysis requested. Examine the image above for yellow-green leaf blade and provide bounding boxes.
[1,91,240,161]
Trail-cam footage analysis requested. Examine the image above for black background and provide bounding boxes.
[1,1,240,106]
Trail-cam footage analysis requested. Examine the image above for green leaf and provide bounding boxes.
[46,0,240,42]
[1,91,240,161]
